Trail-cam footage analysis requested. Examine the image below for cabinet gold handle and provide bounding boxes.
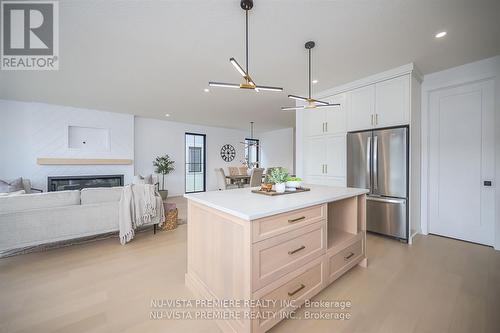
[288,216,306,223]
[288,245,306,255]
[287,284,305,296]
[344,252,355,260]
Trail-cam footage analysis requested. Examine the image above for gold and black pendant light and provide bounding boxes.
[281,41,340,111]
[209,0,283,92]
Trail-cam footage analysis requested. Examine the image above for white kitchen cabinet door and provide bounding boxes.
[304,109,326,137]
[375,75,410,127]
[325,93,347,134]
[305,176,326,185]
[347,85,375,131]
[304,136,326,177]
[325,134,346,178]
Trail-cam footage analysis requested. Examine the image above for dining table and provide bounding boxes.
[225,175,250,188]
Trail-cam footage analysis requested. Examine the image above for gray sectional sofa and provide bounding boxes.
[0,187,123,256]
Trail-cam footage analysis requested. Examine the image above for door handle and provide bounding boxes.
[325,122,328,132]
[288,245,306,255]
[375,114,378,126]
[370,114,373,126]
[484,180,492,187]
[373,135,378,191]
[325,164,328,174]
[287,284,305,296]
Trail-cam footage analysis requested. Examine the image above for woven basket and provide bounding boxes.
[162,208,178,231]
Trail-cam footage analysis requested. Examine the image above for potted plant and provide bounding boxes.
[153,154,175,200]
[286,176,303,189]
[268,167,289,193]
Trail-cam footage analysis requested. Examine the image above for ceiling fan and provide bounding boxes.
[208,0,283,92]
[281,41,340,111]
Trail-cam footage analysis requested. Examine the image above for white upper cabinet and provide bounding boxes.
[325,93,347,134]
[347,85,375,131]
[375,74,410,127]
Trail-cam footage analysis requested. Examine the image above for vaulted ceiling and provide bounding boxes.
[1,0,499,131]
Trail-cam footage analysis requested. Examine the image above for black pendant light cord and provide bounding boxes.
[308,48,311,99]
[245,10,249,75]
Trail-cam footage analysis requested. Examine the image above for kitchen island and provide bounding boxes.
[184,184,368,333]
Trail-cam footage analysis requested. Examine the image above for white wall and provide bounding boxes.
[259,127,295,174]
[0,100,135,191]
[134,117,250,197]
[420,55,500,250]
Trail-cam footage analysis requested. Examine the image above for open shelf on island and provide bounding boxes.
[327,196,362,252]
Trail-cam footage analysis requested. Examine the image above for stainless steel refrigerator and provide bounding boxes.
[347,126,408,241]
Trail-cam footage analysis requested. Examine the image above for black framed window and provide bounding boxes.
[185,133,206,193]
[245,138,259,167]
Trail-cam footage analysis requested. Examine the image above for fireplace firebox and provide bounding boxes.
[48,175,124,192]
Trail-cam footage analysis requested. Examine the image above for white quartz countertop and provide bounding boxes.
[184,184,369,220]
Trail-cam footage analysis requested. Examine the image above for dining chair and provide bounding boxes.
[228,166,239,176]
[238,167,248,175]
[245,168,264,188]
[215,168,237,190]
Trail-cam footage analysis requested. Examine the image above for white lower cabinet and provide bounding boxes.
[304,134,346,186]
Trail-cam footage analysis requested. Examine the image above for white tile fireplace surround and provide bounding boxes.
[0,100,135,192]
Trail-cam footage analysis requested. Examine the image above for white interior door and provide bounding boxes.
[428,79,495,245]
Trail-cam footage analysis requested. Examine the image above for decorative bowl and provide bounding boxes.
[286,180,302,189]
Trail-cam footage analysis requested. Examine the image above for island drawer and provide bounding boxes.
[252,222,326,291]
[252,257,325,333]
[327,238,363,283]
[252,204,326,243]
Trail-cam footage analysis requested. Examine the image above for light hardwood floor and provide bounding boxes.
[0,203,499,333]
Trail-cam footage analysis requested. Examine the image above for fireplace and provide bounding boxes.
[48,175,124,192]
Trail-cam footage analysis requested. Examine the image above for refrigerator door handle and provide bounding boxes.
[366,136,371,180]
[373,135,378,191]
[366,196,406,205]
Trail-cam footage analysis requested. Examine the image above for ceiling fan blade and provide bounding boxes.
[315,103,341,108]
[209,81,241,89]
[281,106,305,111]
[229,58,247,78]
[311,99,330,106]
[254,85,283,92]
[288,94,309,102]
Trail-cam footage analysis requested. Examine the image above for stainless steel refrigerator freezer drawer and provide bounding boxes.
[366,196,407,239]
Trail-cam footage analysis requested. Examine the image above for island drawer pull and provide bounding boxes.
[288,216,306,223]
[288,245,306,255]
[287,284,305,296]
[344,252,355,261]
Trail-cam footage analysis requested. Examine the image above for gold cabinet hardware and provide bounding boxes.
[288,245,306,255]
[288,216,306,223]
[287,284,305,296]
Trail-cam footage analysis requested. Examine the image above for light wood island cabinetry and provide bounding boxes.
[185,185,368,333]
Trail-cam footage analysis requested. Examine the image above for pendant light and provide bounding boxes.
[240,121,259,147]
[209,0,283,92]
[281,41,340,111]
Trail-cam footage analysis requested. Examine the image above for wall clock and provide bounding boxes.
[220,144,236,162]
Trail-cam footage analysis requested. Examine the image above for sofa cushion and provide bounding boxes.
[0,190,80,214]
[80,187,123,205]
[0,178,24,193]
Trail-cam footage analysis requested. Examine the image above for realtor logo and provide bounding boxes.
[1,0,59,70]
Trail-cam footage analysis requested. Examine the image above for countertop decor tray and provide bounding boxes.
[251,187,310,196]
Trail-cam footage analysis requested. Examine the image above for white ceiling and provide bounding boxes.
[1,0,499,131]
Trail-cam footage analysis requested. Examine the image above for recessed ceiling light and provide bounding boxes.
[165,114,170,117]
[204,88,210,93]
[312,79,318,84]
[435,31,447,38]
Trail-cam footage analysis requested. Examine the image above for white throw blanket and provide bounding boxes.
[119,184,165,245]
